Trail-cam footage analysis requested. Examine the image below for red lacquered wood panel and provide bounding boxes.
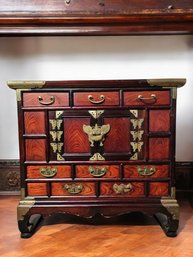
[51,182,95,196]
[76,165,119,178]
[100,182,144,197]
[73,91,119,106]
[25,139,46,161]
[27,165,71,179]
[23,92,69,107]
[64,118,90,153]
[104,117,130,153]
[149,110,170,132]
[149,182,169,197]
[124,91,170,106]
[27,183,47,196]
[149,138,170,160]
[124,165,169,178]
[24,111,45,134]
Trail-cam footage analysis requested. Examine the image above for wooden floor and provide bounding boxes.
[0,196,193,257]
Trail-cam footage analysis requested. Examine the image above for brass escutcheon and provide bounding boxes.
[40,167,57,178]
[89,166,107,177]
[137,167,156,176]
[113,183,133,194]
[64,183,83,194]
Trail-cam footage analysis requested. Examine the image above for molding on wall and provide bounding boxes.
[0,160,193,195]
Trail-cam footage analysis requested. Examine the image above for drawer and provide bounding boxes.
[124,165,169,178]
[27,183,47,196]
[27,165,71,179]
[123,91,170,106]
[23,92,69,107]
[100,182,145,197]
[76,165,119,178]
[73,91,119,106]
[51,182,95,196]
[149,182,169,197]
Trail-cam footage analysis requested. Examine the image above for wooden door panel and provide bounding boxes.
[24,111,46,134]
[149,138,170,160]
[149,110,170,132]
[25,139,46,161]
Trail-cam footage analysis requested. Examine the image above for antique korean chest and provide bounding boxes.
[8,79,185,238]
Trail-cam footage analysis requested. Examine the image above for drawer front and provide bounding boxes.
[73,91,119,106]
[51,182,95,196]
[149,182,169,197]
[76,165,119,178]
[124,91,170,106]
[124,165,169,178]
[23,92,69,107]
[27,183,47,196]
[100,182,145,197]
[27,165,71,179]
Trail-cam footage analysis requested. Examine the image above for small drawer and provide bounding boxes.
[27,165,71,179]
[23,92,69,107]
[124,165,169,178]
[76,165,120,178]
[27,183,47,196]
[100,182,145,197]
[123,91,170,106]
[51,182,95,196]
[149,182,169,197]
[73,91,119,106]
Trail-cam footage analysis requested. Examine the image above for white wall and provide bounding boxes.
[0,36,193,161]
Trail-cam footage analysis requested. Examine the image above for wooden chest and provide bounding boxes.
[8,79,185,238]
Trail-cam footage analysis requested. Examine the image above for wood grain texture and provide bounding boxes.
[149,110,170,132]
[76,165,120,178]
[124,165,169,178]
[73,91,119,106]
[64,118,90,153]
[149,182,169,197]
[25,139,46,161]
[23,92,69,107]
[51,182,95,196]
[27,183,47,196]
[149,138,170,160]
[124,91,170,106]
[27,165,71,179]
[100,182,145,197]
[24,111,45,134]
[104,117,130,153]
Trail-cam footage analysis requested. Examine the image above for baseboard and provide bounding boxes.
[0,159,193,196]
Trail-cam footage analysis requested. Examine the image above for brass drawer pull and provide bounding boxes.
[40,167,57,178]
[89,166,107,177]
[64,183,83,194]
[137,167,156,176]
[138,94,156,102]
[113,183,133,194]
[88,94,105,104]
[64,0,71,5]
[38,95,55,105]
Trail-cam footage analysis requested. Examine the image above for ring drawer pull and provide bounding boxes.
[113,183,133,194]
[138,94,156,103]
[64,183,83,194]
[137,167,156,176]
[38,95,55,105]
[40,167,57,178]
[89,166,107,177]
[88,94,105,104]
[64,0,71,5]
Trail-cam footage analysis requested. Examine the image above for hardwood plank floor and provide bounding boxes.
[0,196,193,257]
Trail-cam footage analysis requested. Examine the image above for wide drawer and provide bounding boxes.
[75,165,120,178]
[123,91,170,106]
[23,92,69,107]
[51,182,95,196]
[124,165,169,178]
[73,91,119,106]
[26,165,71,179]
[100,182,145,197]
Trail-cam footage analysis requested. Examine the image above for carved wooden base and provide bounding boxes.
[17,197,179,238]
